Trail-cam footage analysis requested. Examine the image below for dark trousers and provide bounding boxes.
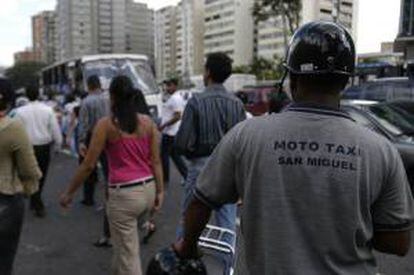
[79,154,98,204]
[31,144,51,210]
[100,156,110,238]
[161,134,188,183]
[0,194,24,275]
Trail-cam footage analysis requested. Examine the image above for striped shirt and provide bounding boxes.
[78,91,110,145]
[175,84,246,158]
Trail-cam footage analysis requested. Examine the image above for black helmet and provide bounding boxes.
[146,247,207,275]
[285,21,355,76]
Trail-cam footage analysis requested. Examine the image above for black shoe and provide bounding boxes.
[81,200,95,206]
[93,237,112,248]
[34,208,46,218]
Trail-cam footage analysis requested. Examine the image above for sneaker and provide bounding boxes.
[81,199,95,206]
[93,237,112,248]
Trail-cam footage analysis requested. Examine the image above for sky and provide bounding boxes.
[0,0,401,67]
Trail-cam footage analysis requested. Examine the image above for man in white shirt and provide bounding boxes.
[16,86,62,217]
[159,78,188,185]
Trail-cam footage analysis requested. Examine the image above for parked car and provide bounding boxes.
[386,100,414,118]
[341,100,414,191]
[237,84,290,116]
[342,78,414,102]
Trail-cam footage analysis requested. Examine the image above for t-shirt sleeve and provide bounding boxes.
[170,94,185,113]
[194,126,240,209]
[372,144,414,231]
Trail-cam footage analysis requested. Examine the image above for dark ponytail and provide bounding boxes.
[109,76,138,134]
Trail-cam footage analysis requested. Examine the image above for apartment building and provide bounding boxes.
[204,0,255,66]
[155,6,177,81]
[57,0,154,61]
[257,0,359,61]
[175,0,205,77]
[126,1,154,59]
[14,49,41,64]
[32,11,58,64]
[57,0,94,60]
[395,0,414,61]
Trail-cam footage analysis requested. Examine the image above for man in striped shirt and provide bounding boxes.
[175,52,246,274]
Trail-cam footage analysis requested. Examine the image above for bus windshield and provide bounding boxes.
[83,59,159,95]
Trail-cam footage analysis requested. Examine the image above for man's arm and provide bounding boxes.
[175,100,197,156]
[373,231,411,256]
[160,94,184,130]
[12,122,42,195]
[174,125,242,257]
[372,144,414,256]
[160,111,182,131]
[50,110,63,150]
[78,102,90,146]
[174,198,212,258]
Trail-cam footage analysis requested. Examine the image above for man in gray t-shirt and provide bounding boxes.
[174,22,414,274]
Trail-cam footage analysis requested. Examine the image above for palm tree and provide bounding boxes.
[252,0,302,52]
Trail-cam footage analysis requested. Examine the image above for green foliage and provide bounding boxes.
[252,0,302,34]
[233,57,284,81]
[5,61,47,89]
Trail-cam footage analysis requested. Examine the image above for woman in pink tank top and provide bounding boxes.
[60,76,164,275]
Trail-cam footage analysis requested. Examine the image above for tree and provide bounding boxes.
[5,61,47,89]
[233,57,284,81]
[252,0,302,51]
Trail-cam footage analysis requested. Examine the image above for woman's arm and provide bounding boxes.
[12,122,42,195]
[60,118,108,207]
[150,119,164,211]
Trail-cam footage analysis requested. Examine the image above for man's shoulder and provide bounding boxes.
[18,102,52,114]
[82,93,107,105]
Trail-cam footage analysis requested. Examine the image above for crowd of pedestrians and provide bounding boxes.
[0,21,413,275]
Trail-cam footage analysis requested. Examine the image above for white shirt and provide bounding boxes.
[161,92,186,136]
[15,101,63,148]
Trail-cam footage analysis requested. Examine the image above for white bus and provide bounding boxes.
[40,54,162,118]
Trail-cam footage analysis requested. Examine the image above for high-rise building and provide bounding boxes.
[57,0,94,60]
[57,0,154,61]
[204,0,255,66]
[395,0,414,61]
[256,0,359,61]
[32,11,58,64]
[14,49,41,64]
[155,6,177,81]
[126,1,154,59]
[176,0,205,77]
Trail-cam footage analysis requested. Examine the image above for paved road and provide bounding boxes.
[14,153,414,274]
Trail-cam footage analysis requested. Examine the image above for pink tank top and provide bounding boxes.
[105,134,153,185]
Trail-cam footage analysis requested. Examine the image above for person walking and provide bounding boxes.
[159,78,188,185]
[175,52,246,274]
[0,78,42,275]
[174,22,414,275]
[78,75,110,206]
[60,75,164,275]
[78,75,113,247]
[15,86,62,218]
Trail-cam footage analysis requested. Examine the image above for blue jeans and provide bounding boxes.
[176,157,236,275]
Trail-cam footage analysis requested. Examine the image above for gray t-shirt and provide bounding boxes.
[78,91,110,144]
[194,104,414,275]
